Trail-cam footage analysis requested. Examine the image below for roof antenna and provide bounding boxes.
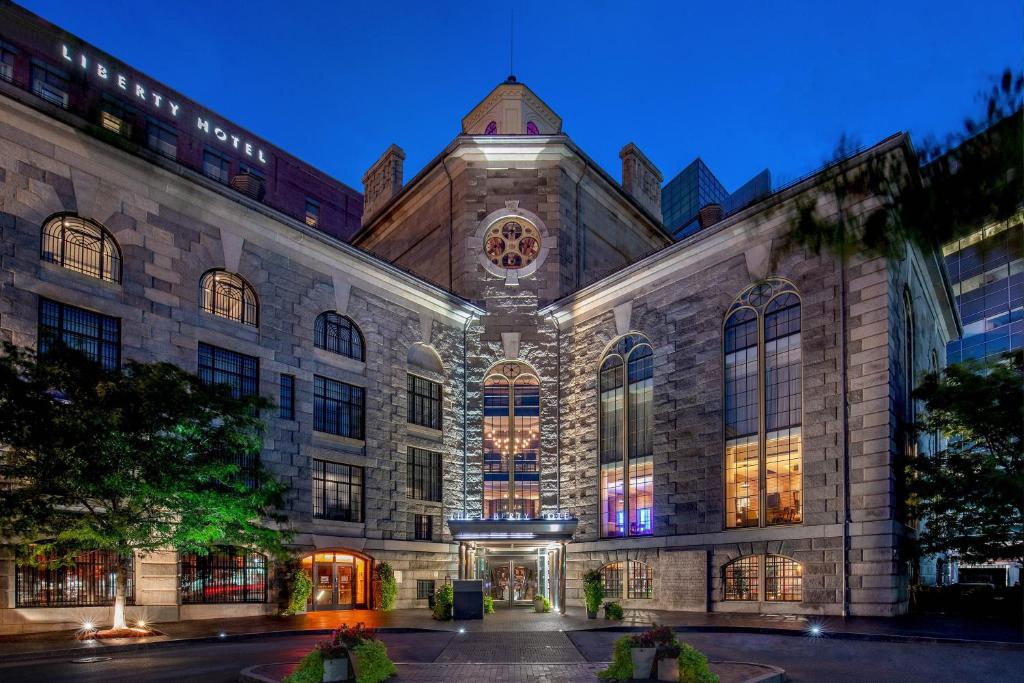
[507,9,516,83]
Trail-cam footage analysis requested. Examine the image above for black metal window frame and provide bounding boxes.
[30,58,69,108]
[627,560,653,599]
[179,547,267,604]
[0,43,15,83]
[146,116,178,160]
[601,562,623,599]
[40,214,123,284]
[15,549,134,608]
[313,375,364,439]
[416,579,435,600]
[279,374,295,420]
[100,94,134,137]
[407,447,442,502]
[314,311,364,360]
[200,269,259,327]
[312,459,364,522]
[414,514,434,540]
[198,342,259,399]
[202,147,232,184]
[38,298,121,370]
[407,374,442,430]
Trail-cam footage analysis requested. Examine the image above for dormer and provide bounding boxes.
[461,77,562,136]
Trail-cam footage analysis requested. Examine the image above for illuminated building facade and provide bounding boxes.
[0,1,958,632]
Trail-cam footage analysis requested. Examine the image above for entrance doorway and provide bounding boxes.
[301,551,369,610]
[486,556,540,608]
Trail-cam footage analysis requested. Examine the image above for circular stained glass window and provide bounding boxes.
[485,219,542,270]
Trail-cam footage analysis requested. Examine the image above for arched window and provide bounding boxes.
[200,269,258,326]
[315,311,364,360]
[599,560,654,600]
[180,547,267,604]
[724,555,802,602]
[484,120,498,135]
[40,214,122,283]
[483,362,540,518]
[599,334,654,537]
[724,279,802,529]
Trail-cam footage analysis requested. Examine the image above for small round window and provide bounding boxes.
[484,219,542,270]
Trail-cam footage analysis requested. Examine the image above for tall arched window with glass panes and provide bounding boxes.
[724,279,802,529]
[483,362,540,518]
[599,334,654,537]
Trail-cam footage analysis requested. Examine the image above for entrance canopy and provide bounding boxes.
[447,515,578,543]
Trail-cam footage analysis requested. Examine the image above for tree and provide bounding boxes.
[0,343,289,630]
[907,350,1024,565]
[779,69,1022,262]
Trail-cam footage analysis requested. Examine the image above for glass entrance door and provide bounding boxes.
[302,552,368,610]
[336,565,354,608]
[486,557,537,607]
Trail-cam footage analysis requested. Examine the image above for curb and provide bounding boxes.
[2,622,1021,664]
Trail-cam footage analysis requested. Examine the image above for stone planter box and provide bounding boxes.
[631,647,657,680]
[657,657,679,681]
[322,654,348,682]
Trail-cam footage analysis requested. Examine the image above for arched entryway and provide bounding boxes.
[300,549,372,611]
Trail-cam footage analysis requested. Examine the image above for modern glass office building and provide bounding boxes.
[942,216,1024,363]
[661,159,729,239]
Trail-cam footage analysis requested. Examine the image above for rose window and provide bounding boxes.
[485,220,542,270]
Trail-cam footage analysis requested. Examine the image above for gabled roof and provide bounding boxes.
[461,78,562,135]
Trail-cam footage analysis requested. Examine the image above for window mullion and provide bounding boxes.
[622,363,629,536]
[758,312,767,528]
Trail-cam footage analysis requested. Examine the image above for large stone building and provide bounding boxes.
[0,1,958,633]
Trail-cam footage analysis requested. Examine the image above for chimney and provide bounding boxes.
[619,142,663,218]
[361,144,405,224]
[697,203,724,229]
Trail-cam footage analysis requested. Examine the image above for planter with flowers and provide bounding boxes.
[283,622,396,683]
[597,624,718,682]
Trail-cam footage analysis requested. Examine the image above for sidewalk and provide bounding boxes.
[0,605,1019,662]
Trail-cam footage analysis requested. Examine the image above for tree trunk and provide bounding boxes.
[112,553,131,630]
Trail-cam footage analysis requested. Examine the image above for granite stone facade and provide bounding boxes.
[0,71,959,633]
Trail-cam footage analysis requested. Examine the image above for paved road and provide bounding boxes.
[1,630,1022,682]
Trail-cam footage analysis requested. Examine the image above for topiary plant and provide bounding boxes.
[375,562,397,611]
[678,641,719,683]
[582,569,604,616]
[603,601,624,620]
[432,583,454,620]
[483,595,495,614]
[284,569,313,615]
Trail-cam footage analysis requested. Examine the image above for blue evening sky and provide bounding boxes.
[18,1,1023,192]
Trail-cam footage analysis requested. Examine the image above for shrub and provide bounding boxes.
[678,642,718,683]
[283,569,312,615]
[283,649,323,683]
[333,622,377,648]
[432,583,454,620]
[351,639,398,683]
[376,562,397,611]
[582,569,604,614]
[603,601,624,620]
[541,596,553,612]
[483,595,495,614]
[597,635,633,681]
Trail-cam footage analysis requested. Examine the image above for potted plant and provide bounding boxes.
[317,639,350,682]
[656,641,681,681]
[628,629,658,680]
[603,601,624,620]
[533,594,546,612]
[582,569,604,619]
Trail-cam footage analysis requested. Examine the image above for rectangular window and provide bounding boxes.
[313,375,364,439]
[16,549,134,608]
[147,117,178,160]
[38,298,121,370]
[279,374,295,420]
[407,448,442,502]
[180,548,266,604]
[100,97,132,136]
[203,148,231,183]
[305,199,320,228]
[197,342,259,399]
[724,556,759,601]
[627,560,653,599]
[407,374,442,430]
[414,514,433,540]
[30,59,68,108]
[416,579,435,600]
[602,562,623,599]
[600,361,624,537]
[313,459,363,522]
[1,43,17,83]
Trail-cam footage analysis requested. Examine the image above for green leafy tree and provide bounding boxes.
[907,351,1024,565]
[0,343,289,630]
[779,69,1022,262]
